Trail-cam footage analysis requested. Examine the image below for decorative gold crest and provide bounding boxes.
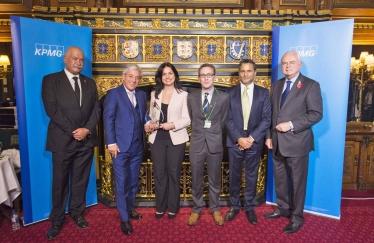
[177,41,193,59]
[122,40,139,58]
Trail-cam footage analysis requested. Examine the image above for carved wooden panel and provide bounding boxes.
[343,141,359,187]
[122,0,244,8]
[366,144,374,188]
[280,0,306,5]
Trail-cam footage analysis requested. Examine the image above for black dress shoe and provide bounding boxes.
[168,213,176,220]
[73,215,88,229]
[130,210,142,220]
[121,221,133,235]
[155,212,164,220]
[46,223,63,240]
[283,222,302,234]
[225,208,239,221]
[245,210,258,225]
[264,211,290,219]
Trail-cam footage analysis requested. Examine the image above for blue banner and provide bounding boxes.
[267,19,354,219]
[10,16,97,225]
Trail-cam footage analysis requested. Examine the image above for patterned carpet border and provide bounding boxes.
[1,202,374,243]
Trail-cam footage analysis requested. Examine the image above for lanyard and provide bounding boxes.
[201,88,218,121]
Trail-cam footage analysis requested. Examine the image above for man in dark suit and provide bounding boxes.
[187,63,230,226]
[265,51,323,234]
[42,46,101,240]
[225,59,271,224]
[103,64,146,235]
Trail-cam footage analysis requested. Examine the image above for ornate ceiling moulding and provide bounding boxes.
[32,6,331,31]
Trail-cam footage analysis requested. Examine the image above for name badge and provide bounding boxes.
[204,120,211,129]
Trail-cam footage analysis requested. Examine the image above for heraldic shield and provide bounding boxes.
[122,40,139,58]
[177,40,193,59]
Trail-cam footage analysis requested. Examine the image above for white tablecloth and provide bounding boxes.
[0,155,22,207]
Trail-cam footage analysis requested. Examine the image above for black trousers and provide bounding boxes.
[49,144,94,225]
[150,137,186,214]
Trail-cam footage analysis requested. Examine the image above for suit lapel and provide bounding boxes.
[79,74,86,107]
[194,90,204,116]
[120,85,134,109]
[233,85,243,120]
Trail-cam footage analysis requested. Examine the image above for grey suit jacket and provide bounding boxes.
[268,73,323,157]
[187,88,229,154]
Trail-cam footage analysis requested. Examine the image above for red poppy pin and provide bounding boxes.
[84,80,87,83]
[297,81,302,88]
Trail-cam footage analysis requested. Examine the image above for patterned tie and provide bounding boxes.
[203,92,209,116]
[280,80,291,108]
[72,76,80,106]
[128,91,135,107]
[242,86,250,129]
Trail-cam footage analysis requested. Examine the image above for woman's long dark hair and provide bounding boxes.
[154,62,183,99]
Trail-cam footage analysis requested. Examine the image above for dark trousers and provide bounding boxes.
[228,147,261,211]
[273,150,309,225]
[49,145,94,225]
[150,137,186,214]
[112,139,143,222]
[190,142,222,214]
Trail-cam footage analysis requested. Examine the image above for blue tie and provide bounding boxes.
[280,80,291,108]
[203,93,209,116]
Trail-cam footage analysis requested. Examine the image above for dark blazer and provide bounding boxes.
[103,85,147,152]
[268,73,323,157]
[187,88,229,154]
[42,70,101,152]
[226,84,271,151]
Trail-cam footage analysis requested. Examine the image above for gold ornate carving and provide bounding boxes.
[208,19,217,29]
[54,17,64,23]
[302,20,311,24]
[200,37,224,63]
[152,19,161,28]
[236,20,245,29]
[95,18,105,28]
[145,37,170,62]
[93,35,116,62]
[181,19,189,29]
[252,37,272,64]
[263,20,272,29]
[95,77,122,99]
[124,18,133,28]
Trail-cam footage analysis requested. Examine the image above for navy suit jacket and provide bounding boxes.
[103,85,147,152]
[226,84,271,151]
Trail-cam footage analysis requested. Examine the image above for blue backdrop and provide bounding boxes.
[10,16,97,225]
[267,19,354,219]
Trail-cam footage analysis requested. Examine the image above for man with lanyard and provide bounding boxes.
[187,63,230,226]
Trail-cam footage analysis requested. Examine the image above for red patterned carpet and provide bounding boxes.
[1,197,374,243]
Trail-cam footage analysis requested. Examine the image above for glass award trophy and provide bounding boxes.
[145,101,164,127]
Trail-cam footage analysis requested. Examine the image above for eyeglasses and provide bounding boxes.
[199,73,215,79]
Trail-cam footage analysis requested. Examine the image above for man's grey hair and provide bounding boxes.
[122,64,143,78]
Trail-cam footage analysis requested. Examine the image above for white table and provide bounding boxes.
[0,155,22,207]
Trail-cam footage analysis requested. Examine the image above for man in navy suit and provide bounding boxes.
[103,64,147,235]
[225,59,271,224]
[42,46,101,240]
[264,51,323,234]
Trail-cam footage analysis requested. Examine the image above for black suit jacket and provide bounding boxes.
[42,70,101,152]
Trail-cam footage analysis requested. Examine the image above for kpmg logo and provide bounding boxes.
[290,45,318,57]
[35,44,64,57]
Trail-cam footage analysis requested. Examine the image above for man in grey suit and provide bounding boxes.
[187,63,229,226]
[264,51,323,234]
